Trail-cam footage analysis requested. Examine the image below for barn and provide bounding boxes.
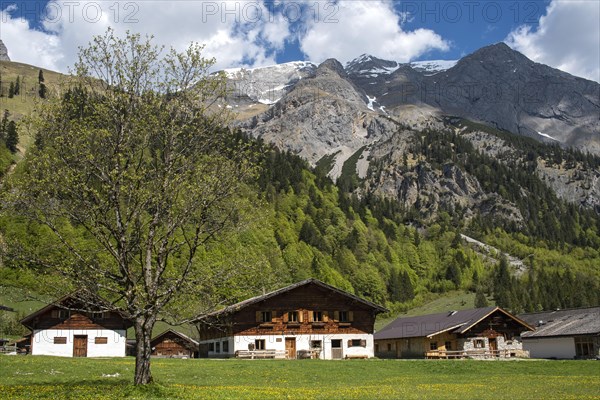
[195,278,387,359]
[375,307,533,359]
[151,329,198,358]
[20,294,132,357]
[519,307,600,359]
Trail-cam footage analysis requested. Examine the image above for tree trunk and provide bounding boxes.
[134,316,156,385]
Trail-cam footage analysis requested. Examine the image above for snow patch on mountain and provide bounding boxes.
[409,60,458,75]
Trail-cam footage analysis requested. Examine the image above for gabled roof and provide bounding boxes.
[151,329,198,346]
[20,292,132,329]
[196,278,387,321]
[375,306,533,340]
[519,306,600,338]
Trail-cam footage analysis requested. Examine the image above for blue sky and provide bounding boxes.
[0,1,598,81]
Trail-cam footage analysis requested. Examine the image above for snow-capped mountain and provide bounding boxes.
[409,60,458,75]
[223,61,316,105]
[223,44,599,156]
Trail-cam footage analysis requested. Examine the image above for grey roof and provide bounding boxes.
[196,278,387,321]
[375,307,532,340]
[519,307,600,338]
[151,329,199,346]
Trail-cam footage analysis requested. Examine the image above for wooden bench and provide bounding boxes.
[235,349,287,359]
[345,354,369,359]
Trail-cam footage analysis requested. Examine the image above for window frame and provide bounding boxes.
[53,336,67,344]
[255,339,266,350]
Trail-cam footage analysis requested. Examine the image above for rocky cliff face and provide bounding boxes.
[224,43,600,220]
[0,40,10,61]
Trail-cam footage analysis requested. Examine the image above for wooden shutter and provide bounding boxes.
[308,311,314,322]
[323,311,329,322]
[283,311,289,322]
[256,311,262,322]
[360,339,366,347]
[298,311,304,322]
[333,311,339,321]
[51,310,59,318]
[272,310,278,320]
[347,339,352,347]
[348,311,354,322]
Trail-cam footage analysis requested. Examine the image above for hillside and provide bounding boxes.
[1,47,600,338]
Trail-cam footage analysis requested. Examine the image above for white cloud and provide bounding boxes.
[299,0,449,64]
[1,1,293,72]
[506,0,600,82]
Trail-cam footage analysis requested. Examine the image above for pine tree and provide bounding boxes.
[5,120,18,153]
[0,109,8,142]
[14,76,20,96]
[38,70,47,98]
[475,286,488,308]
[8,82,14,98]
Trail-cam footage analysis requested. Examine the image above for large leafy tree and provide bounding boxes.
[2,30,258,385]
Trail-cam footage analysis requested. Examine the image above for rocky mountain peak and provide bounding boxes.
[346,54,399,76]
[458,42,530,67]
[0,39,10,61]
[316,58,347,78]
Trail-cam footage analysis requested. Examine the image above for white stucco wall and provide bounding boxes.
[32,329,127,357]
[523,337,575,359]
[200,333,374,359]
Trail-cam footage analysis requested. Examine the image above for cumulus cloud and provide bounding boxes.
[506,0,600,82]
[299,0,450,64]
[1,1,292,72]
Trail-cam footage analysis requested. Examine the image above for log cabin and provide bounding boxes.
[20,294,132,357]
[519,306,600,359]
[195,278,387,359]
[375,307,533,359]
[151,329,199,358]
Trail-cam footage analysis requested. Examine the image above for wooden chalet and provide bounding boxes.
[151,329,199,358]
[519,306,600,359]
[20,294,132,357]
[196,278,387,359]
[375,307,533,359]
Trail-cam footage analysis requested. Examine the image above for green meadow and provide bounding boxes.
[0,356,598,399]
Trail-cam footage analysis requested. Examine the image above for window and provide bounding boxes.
[53,337,67,344]
[429,341,438,351]
[215,342,220,353]
[387,343,392,352]
[445,341,452,351]
[575,337,594,357]
[255,339,266,350]
[261,311,272,323]
[339,311,349,322]
[310,340,322,349]
[312,311,323,322]
[95,337,108,344]
[288,311,299,322]
[474,339,485,348]
[349,339,366,347]
[95,312,106,320]
[208,342,214,352]
[222,341,229,353]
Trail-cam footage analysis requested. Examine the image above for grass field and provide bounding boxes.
[0,356,598,399]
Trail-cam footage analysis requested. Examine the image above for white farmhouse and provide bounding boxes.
[21,294,131,357]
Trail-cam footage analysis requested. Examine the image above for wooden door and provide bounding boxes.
[73,335,88,357]
[285,337,296,359]
[331,339,343,359]
[488,338,497,356]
